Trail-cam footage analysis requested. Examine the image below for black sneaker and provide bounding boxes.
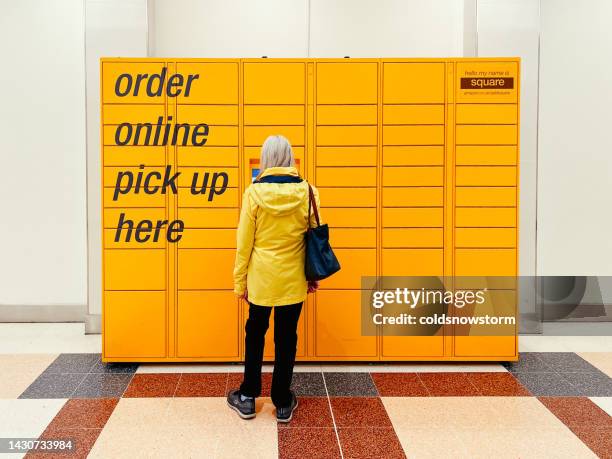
[276,392,298,423]
[227,389,255,420]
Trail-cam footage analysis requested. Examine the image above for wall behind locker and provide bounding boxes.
[151,0,463,58]
[309,0,464,57]
[0,0,87,307]
[151,0,309,57]
[538,0,612,276]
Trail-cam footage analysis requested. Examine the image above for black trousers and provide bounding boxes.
[239,301,303,407]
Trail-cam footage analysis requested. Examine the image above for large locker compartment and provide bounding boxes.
[101,58,520,362]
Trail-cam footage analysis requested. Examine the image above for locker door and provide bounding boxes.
[382,336,444,359]
[104,291,166,358]
[178,249,235,290]
[316,62,377,104]
[383,63,445,104]
[244,62,305,104]
[177,291,240,359]
[315,290,377,359]
[453,290,518,358]
[176,62,239,104]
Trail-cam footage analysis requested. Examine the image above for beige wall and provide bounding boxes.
[538,0,612,276]
[0,0,87,309]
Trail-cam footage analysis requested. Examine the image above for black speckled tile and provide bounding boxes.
[511,372,580,396]
[535,353,602,373]
[72,373,133,398]
[290,372,327,396]
[19,373,86,399]
[324,372,378,397]
[560,371,612,397]
[502,352,550,372]
[90,359,139,374]
[43,353,100,374]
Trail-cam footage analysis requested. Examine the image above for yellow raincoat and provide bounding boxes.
[233,166,320,306]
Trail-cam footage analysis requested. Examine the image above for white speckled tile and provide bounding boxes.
[589,396,612,416]
[0,398,66,437]
[0,354,58,398]
[578,352,612,377]
[320,363,507,373]
[0,324,100,354]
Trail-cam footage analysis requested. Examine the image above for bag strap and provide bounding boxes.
[307,183,320,228]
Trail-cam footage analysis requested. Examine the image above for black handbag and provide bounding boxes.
[305,184,341,281]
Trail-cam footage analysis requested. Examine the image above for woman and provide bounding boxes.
[227,135,320,423]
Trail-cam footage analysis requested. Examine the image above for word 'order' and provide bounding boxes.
[114,68,199,98]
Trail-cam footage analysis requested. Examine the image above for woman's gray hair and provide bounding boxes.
[260,135,295,171]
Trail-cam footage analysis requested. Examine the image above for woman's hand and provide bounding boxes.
[307,280,319,293]
[236,289,248,301]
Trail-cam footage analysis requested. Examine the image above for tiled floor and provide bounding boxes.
[0,325,610,458]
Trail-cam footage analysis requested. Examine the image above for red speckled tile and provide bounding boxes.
[538,397,612,427]
[338,427,406,459]
[25,427,102,459]
[278,427,341,459]
[567,426,612,459]
[25,398,118,458]
[277,397,333,428]
[370,373,429,397]
[417,372,480,396]
[47,398,118,429]
[330,397,392,428]
[123,374,180,398]
[466,372,531,396]
[174,373,228,397]
[226,372,272,397]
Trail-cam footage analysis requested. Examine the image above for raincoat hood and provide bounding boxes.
[249,167,308,217]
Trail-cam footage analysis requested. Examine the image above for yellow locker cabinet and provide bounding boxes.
[101,58,519,362]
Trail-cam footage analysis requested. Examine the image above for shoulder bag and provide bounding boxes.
[305,184,341,281]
